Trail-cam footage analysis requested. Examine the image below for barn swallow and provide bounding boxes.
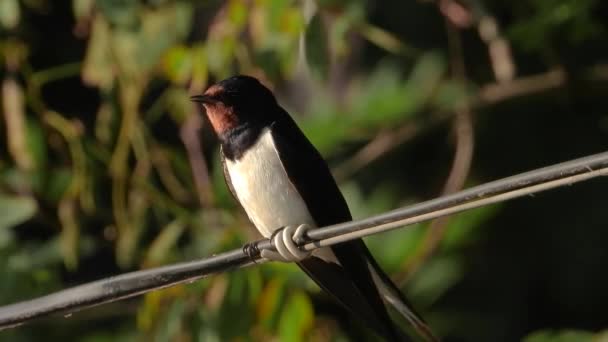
[192,75,437,341]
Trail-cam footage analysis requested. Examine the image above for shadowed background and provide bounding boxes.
[0,0,607,341]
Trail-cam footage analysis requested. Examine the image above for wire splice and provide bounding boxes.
[261,224,312,262]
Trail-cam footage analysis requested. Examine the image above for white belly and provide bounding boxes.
[225,129,316,238]
[225,129,338,263]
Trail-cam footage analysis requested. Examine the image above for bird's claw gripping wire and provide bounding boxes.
[261,224,312,262]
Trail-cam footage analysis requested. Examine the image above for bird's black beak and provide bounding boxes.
[190,94,217,104]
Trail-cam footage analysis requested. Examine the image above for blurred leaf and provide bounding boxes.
[218,272,255,338]
[2,77,33,170]
[257,277,287,330]
[278,291,314,342]
[143,219,186,266]
[165,87,191,123]
[97,0,139,28]
[82,16,114,89]
[190,44,209,92]
[301,114,351,155]
[305,13,329,79]
[25,118,48,183]
[44,168,73,203]
[157,298,186,342]
[404,51,445,110]
[508,0,602,51]
[7,237,64,271]
[0,0,20,29]
[407,256,464,307]
[523,329,594,342]
[227,0,248,28]
[350,63,415,128]
[432,79,472,111]
[0,194,37,230]
[58,199,80,270]
[162,45,192,85]
[441,204,500,251]
[72,0,94,20]
[206,37,237,77]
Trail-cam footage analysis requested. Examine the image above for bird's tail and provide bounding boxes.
[366,255,441,342]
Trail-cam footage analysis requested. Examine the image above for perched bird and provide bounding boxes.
[192,75,437,341]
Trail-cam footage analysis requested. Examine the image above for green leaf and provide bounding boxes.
[26,118,48,193]
[82,16,114,89]
[403,52,446,111]
[144,219,186,266]
[44,168,73,203]
[432,79,472,111]
[350,63,417,128]
[162,45,193,85]
[301,114,351,155]
[0,0,20,29]
[72,0,95,20]
[278,291,314,342]
[97,0,139,28]
[407,256,464,307]
[218,272,255,338]
[0,194,37,230]
[523,329,594,342]
[305,13,329,79]
[257,277,287,330]
[441,204,501,250]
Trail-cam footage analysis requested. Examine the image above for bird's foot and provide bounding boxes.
[261,224,312,262]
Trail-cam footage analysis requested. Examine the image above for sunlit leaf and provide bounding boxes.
[162,45,193,85]
[2,78,33,170]
[0,0,20,29]
[227,0,248,28]
[0,194,37,230]
[82,16,114,89]
[58,199,80,270]
[97,0,139,28]
[278,291,314,342]
[257,277,287,330]
[72,0,95,20]
[190,44,209,92]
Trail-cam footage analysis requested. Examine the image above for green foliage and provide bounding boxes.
[1,0,607,341]
[523,329,595,342]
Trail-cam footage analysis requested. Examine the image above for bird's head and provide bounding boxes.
[191,75,278,136]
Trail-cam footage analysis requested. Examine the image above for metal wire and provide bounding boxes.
[1,151,607,330]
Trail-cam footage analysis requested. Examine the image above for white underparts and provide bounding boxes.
[225,129,338,263]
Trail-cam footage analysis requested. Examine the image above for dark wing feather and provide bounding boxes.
[220,147,239,203]
[269,112,405,340]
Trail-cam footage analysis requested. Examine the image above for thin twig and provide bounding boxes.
[397,20,475,283]
[477,68,566,105]
[334,122,419,181]
[180,112,214,207]
[0,150,607,329]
